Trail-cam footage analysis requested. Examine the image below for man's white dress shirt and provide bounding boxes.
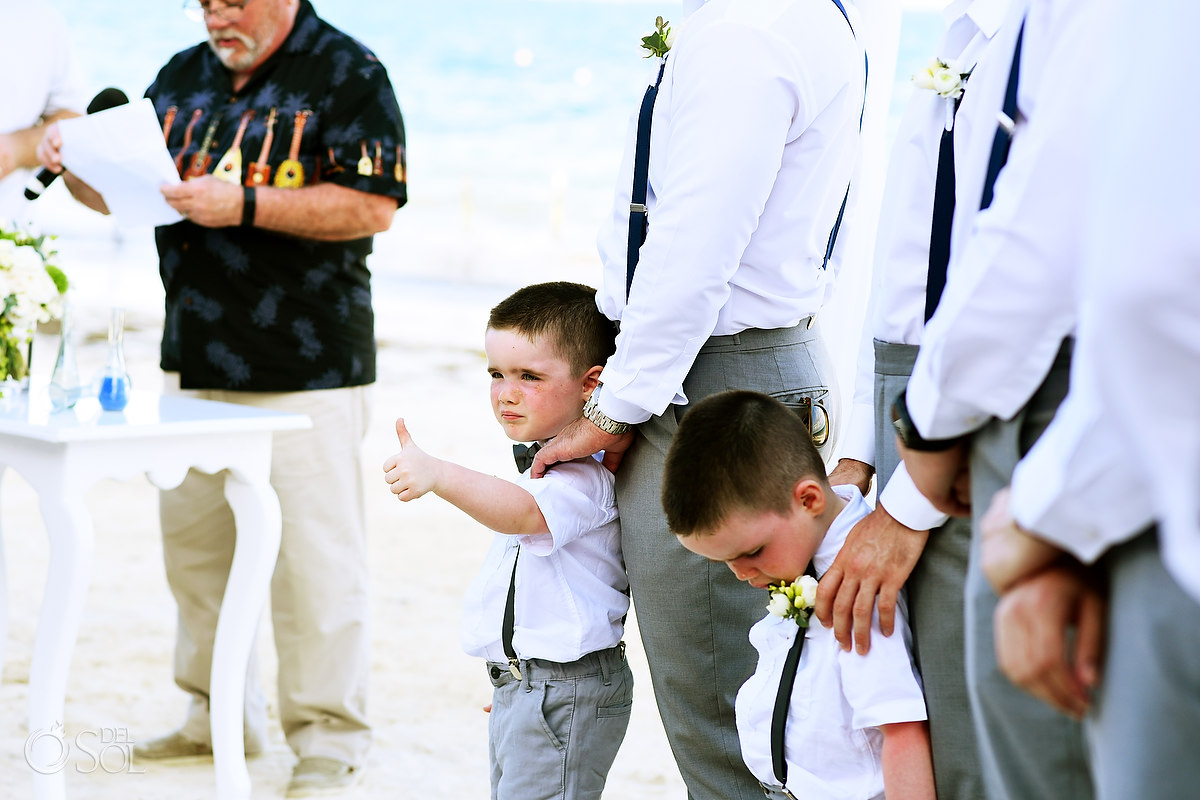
[840,0,1009,531]
[905,0,1104,440]
[460,456,628,664]
[595,0,865,424]
[0,0,87,221]
[1008,0,1200,604]
[736,486,927,798]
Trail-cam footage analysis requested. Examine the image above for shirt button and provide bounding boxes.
[181,242,190,252]
[185,297,193,307]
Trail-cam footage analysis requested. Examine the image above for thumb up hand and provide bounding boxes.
[382,417,439,501]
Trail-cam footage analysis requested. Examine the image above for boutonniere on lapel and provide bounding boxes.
[766,575,819,628]
[913,57,972,100]
[640,15,676,58]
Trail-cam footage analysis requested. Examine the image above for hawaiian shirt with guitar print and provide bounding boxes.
[146,0,406,392]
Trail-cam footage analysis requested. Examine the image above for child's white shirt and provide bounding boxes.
[460,455,628,664]
[735,486,928,798]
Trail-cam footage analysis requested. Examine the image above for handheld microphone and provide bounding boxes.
[24,87,130,200]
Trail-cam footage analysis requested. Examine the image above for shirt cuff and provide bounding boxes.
[904,371,990,439]
[596,381,655,426]
[837,401,877,467]
[1009,453,1149,564]
[878,462,950,531]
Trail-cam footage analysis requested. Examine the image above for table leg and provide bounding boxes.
[210,470,281,800]
[29,488,95,800]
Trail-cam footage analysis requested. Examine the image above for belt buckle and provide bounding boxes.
[778,395,829,449]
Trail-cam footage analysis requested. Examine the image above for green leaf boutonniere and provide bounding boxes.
[640,16,675,59]
[766,574,818,628]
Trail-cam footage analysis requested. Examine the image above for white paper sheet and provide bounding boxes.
[58,99,184,227]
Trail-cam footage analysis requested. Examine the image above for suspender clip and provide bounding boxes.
[629,203,647,214]
[996,111,1016,136]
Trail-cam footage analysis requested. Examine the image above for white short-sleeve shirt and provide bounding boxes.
[460,455,628,664]
[0,0,87,220]
[736,487,928,798]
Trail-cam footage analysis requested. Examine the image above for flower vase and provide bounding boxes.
[97,307,131,412]
[49,294,83,412]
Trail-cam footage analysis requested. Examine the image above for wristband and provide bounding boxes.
[890,389,961,452]
[241,186,256,227]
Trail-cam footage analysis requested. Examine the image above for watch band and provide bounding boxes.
[584,386,632,435]
[241,185,257,227]
[891,389,961,452]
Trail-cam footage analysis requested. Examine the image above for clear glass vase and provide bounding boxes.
[97,307,132,412]
[49,294,83,412]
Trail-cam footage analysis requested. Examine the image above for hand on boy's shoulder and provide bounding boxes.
[382,417,440,501]
[531,417,634,478]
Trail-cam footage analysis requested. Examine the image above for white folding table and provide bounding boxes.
[0,387,309,799]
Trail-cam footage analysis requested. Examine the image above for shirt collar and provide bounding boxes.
[949,0,1010,39]
[280,0,321,56]
[812,485,868,577]
[683,0,708,17]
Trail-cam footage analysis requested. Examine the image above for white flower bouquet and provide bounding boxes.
[766,574,818,627]
[0,223,68,394]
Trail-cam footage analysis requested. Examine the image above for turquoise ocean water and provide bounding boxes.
[57,1,942,194]
[44,1,944,313]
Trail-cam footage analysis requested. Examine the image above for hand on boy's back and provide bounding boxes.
[530,416,634,478]
[382,418,441,501]
[815,503,930,655]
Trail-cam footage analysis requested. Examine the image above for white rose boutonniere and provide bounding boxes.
[766,574,819,628]
[913,57,972,100]
[640,16,674,59]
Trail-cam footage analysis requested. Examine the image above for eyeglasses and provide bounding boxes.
[182,0,253,23]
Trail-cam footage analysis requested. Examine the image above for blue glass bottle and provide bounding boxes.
[97,307,131,412]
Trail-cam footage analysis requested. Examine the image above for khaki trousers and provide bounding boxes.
[159,374,373,765]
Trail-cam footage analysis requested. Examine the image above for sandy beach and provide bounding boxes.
[0,3,940,790]
[0,276,691,798]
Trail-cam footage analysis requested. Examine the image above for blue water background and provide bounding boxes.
[46,1,944,303]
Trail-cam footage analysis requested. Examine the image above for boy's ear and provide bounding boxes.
[582,365,604,394]
[791,478,827,516]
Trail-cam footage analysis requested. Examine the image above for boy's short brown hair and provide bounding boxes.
[663,390,829,536]
[487,281,617,376]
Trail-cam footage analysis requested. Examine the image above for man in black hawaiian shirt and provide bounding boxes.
[38,0,405,793]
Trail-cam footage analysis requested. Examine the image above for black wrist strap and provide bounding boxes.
[241,185,257,227]
[892,389,962,452]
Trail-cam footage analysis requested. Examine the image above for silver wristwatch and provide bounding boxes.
[583,385,632,435]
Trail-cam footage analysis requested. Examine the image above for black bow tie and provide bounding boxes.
[513,442,542,473]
